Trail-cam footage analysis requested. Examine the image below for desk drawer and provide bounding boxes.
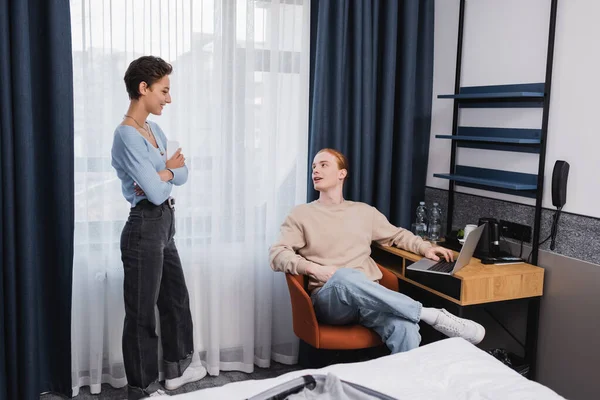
[404,269,462,301]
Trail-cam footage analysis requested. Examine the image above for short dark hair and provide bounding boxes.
[124,56,173,100]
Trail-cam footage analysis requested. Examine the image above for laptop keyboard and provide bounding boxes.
[427,260,456,273]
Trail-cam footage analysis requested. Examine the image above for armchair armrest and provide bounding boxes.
[377,264,399,292]
[285,273,320,348]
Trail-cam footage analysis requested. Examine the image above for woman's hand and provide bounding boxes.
[133,182,145,196]
[424,246,454,262]
[166,148,185,169]
[307,264,339,283]
[158,170,174,182]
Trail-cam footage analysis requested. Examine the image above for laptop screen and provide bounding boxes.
[454,224,485,270]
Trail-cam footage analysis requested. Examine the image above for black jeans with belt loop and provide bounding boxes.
[120,199,194,394]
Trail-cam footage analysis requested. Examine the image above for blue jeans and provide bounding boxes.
[311,268,422,353]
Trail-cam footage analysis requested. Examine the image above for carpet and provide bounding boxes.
[40,362,301,399]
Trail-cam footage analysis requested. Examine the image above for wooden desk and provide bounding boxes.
[371,243,544,380]
[371,244,544,306]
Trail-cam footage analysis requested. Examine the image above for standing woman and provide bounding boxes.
[111,56,206,399]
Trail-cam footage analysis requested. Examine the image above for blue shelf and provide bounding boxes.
[435,135,540,144]
[438,92,543,100]
[436,127,542,153]
[433,166,538,197]
[438,83,545,108]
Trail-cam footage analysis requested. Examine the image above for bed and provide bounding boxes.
[160,338,564,399]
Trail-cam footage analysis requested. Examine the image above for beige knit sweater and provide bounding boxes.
[269,200,432,292]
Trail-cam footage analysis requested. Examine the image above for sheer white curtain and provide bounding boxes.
[70,0,310,395]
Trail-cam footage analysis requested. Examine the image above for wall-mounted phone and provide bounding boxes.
[551,160,570,208]
[548,160,570,250]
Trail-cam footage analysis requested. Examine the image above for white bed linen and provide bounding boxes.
[160,338,564,400]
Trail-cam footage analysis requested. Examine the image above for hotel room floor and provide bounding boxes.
[40,362,302,400]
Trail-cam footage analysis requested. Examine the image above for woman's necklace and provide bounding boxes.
[124,115,164,156]
[124,114,148,132]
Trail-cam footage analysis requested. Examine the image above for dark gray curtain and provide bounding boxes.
[308,0,435,228]
[0,0,74,398]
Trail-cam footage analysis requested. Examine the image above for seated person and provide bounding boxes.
[269,148,485,354]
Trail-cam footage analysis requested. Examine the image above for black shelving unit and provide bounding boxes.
[436,0,558,268]
[434,0,559,382]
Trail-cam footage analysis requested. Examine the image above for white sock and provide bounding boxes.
[419,307,441,325]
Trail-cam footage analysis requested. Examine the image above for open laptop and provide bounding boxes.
[407,224,485,275]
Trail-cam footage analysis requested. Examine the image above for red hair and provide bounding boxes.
[317,148,349,180]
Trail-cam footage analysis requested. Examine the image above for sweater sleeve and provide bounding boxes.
[113,130,173,205]
[150,122,188,186]
[269,213,320,275]
[169,166,188,186]
[371,207,432,255]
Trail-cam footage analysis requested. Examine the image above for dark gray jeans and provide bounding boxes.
[120,199,194,396]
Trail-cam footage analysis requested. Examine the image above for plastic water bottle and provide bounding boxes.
[428,202,443,242]
[415,201,428,238]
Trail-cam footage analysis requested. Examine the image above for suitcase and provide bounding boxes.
[247,374,397,400]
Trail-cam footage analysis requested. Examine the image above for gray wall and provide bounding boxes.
[424,187,600,400]
[424,187,600,265]
[536,249,600,400]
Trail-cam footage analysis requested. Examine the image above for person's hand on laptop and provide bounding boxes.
[424,246,454,262]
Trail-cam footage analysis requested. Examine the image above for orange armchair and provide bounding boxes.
[285,264,399,350]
